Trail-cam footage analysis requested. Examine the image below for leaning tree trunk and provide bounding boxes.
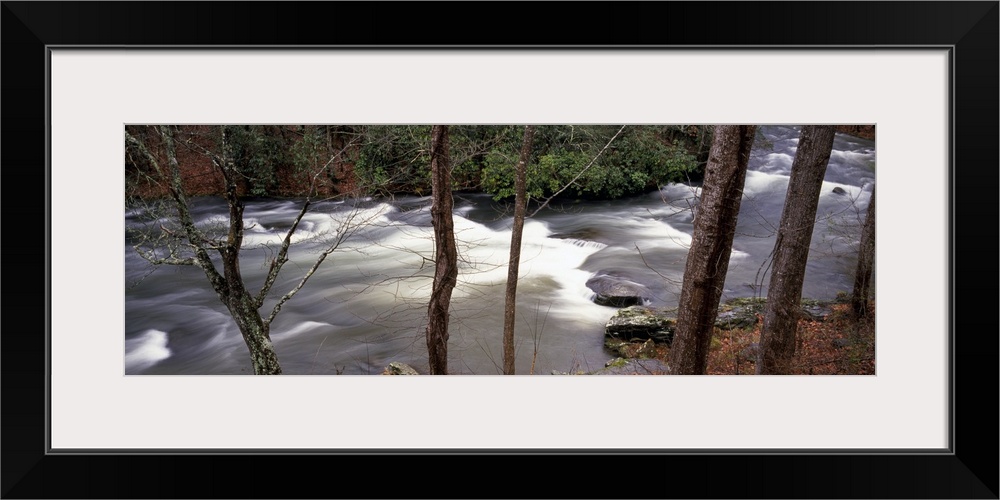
[757,125,837,375]
[668,125,756,375]
[425,125,458,375]
[851,186,876,320]
[502,125,535,375]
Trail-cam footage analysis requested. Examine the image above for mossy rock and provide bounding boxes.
[605,338,658,359]
[714,297,837,329]
[720,296,768,312]
[605,306,676,344]
[605,357,629,368]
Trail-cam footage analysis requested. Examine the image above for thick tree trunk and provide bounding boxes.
[757,125,837,374]
[851,186,876,320]
[668,125,756,375]
[502,125,535,375]
[156,125,283,375]
[220,128,282,375]
[224,288,281,375]
[426,125,458,375]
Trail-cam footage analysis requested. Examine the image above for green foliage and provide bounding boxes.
[288,126,327,183]
[131,124,705,201]
[448,125,520,190]
[353,125,432,194]
[224,126,288,197]
[479,125,699,201]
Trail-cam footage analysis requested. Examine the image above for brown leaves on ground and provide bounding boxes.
[643,303,876,375]
[703,303,875,375]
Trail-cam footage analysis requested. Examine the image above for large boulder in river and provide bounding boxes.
[605,306,675,344]
[586,272,652,307]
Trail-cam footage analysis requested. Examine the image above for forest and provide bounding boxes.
[124,124,876,375]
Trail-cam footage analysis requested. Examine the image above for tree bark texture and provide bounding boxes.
[668,125,756,375]
[164,126,283,375]
[502,125,535,375]
[219,128,282,374]
[426,125,458,375]
[757,125,837,375]
[851,186,876,320]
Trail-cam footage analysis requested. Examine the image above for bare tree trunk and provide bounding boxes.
[223,283,281,375]
[426,125,457,375]
[851,186,876,320]
[668,125,756,375]
[757,125,837,375]
[216,127,283,374]
[128,125,362,375]
[153,126,284,375]
[502,125,535,375]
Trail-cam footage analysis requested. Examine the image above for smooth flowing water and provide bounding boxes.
[124,126,875,375]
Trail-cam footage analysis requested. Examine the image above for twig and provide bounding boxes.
[529,125,626,218]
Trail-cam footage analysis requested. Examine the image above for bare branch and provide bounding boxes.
[254,136,362,307]
[264,203,387,325]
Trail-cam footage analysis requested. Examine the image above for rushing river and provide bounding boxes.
[124,126,875,375]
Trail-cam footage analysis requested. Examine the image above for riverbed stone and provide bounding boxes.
[586,273,652,307]
[605,306,675,344]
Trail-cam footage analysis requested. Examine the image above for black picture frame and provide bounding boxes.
[3,2,997,498]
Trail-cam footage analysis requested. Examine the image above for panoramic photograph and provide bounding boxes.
[124,124,876,375]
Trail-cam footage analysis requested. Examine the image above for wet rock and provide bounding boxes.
[605,306,675,344]
[587,273,652,307]
[550,228,602,241]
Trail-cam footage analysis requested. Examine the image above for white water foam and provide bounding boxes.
[742,170,790,196]
[271,321,333,340]
[617,217,693,249]
[240,203,394,248]
[124,329,172,372]
[831,149,876,164]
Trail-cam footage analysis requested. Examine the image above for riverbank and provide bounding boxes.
[591,300,875,375]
